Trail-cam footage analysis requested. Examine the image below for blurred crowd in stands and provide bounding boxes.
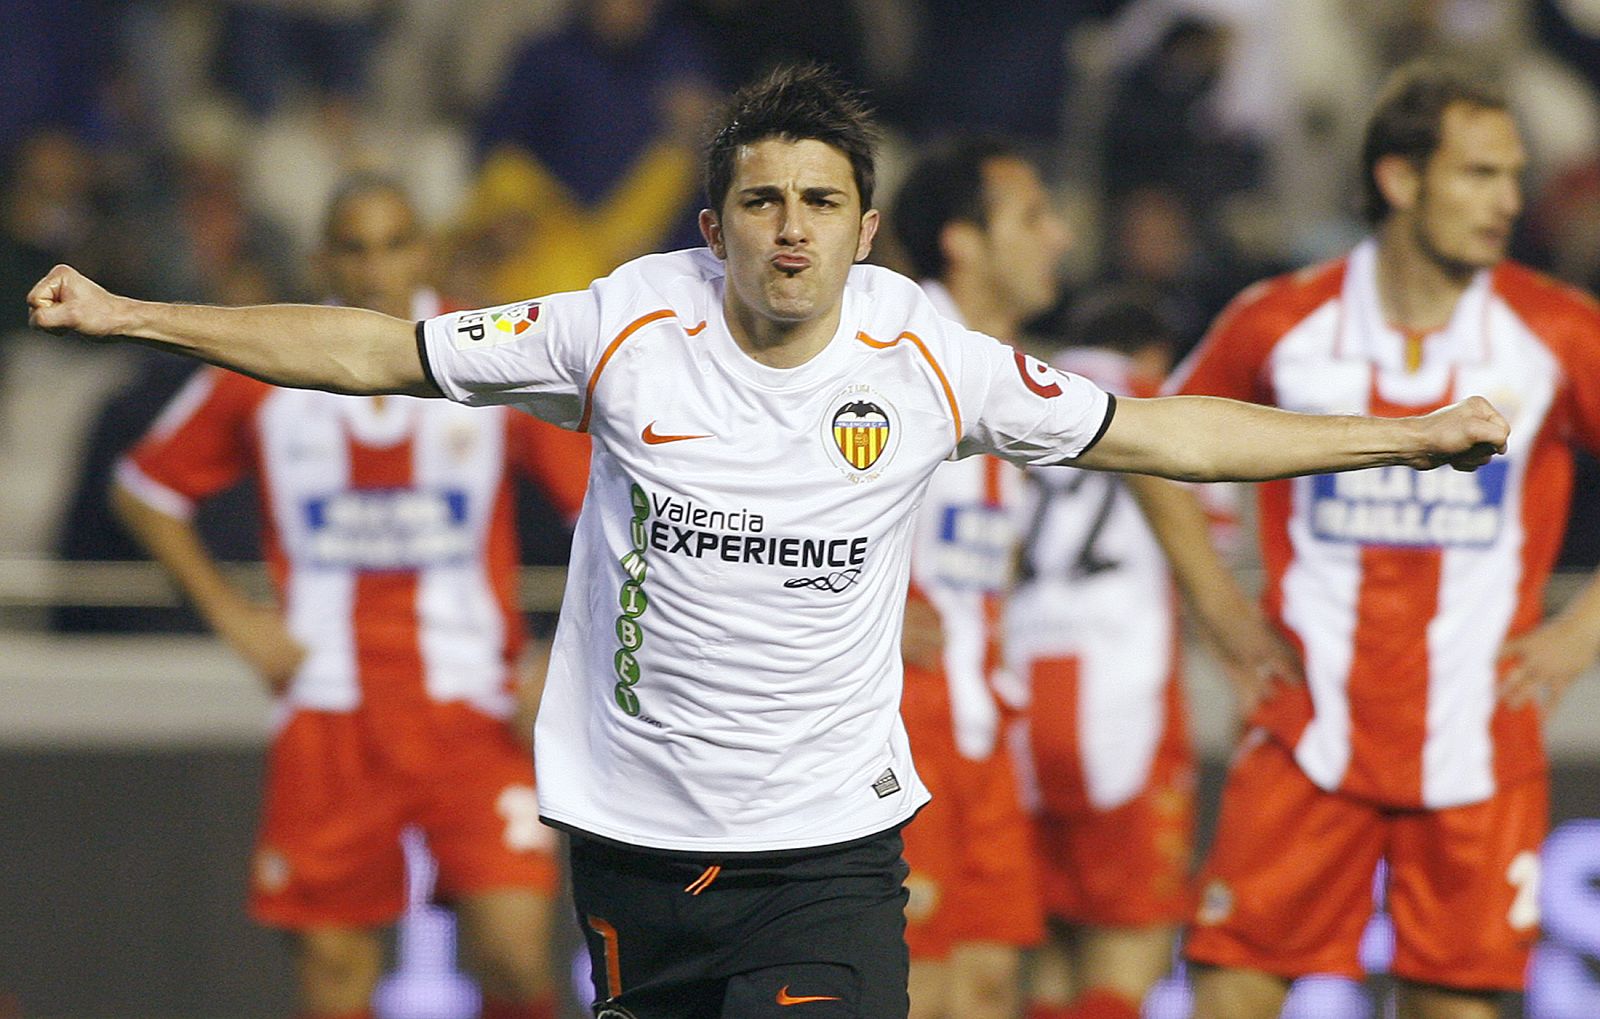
[6,0,1600,630]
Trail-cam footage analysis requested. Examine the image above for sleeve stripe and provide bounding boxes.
[855,330,962,446]
[578,309,684,433]
[414,320,444,396]
[113,459,195,520]
[1075,392,1117,458]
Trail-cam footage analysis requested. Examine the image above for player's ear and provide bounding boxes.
[855,209,879,262]
[1374,154,1422,215]
[699,209,726,259]
[940,220,984,274]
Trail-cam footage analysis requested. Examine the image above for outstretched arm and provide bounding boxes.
[1075,394,1508,480]
[28,265,435,396]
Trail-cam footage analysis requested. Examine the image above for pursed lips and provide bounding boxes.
[771,252,811,275]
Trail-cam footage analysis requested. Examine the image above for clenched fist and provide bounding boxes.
[1405,396,1510,472]
[27,264,128,339]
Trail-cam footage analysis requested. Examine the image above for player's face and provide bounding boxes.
[320,191,427,319]
[701,138,879,330]
[1410,104,1525,273]
[975,157,1070,318]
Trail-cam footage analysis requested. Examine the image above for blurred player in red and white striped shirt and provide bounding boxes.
[889,141,1287,1019]
[112,177,588,1019]
[1171,62,1600,1019]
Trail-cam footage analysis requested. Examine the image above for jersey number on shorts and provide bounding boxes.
[496,785,552,852]
[1507,849,1541,931]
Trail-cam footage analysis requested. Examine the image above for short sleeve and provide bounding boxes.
[1166,263,1346,401]
[953,329,1114,466]
[116,368,261,518]
[418,288,603,429]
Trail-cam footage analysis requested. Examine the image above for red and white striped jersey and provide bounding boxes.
[116,368,589,724]
[1006,348,1182,810]
[906,282,1027,761]
[1170,239,1600,808]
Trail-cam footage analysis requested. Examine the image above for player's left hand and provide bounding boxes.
[1406,396,1510,472]
[1497,615,1600,711]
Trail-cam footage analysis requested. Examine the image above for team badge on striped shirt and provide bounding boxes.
[832,400,891,470]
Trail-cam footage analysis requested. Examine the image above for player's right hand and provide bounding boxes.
[26,264,125,339]
[219,601,307,696]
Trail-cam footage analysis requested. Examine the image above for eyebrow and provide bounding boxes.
[737,185,849,201]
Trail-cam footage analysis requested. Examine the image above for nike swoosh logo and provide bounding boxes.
[776,986,842,1006]
[642,422,713,445]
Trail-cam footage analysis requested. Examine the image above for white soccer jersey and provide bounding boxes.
[1005,348,1178,810]
[419,248,1113,852]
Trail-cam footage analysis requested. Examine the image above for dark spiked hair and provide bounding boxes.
[891,136,1019,281]
[1361,61,1509,225]
[705,63,880,215]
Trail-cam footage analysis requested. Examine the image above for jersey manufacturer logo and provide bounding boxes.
[820,384,901,483]
[872,768,901,798]
[641,422,713,445]
[776,986,842,1006]
[595,1008,639,1019]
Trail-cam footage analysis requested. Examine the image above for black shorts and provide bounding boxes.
[569,827,911,1019]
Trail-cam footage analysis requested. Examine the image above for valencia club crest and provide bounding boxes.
[833,400,891,470]
[821,385,900,482]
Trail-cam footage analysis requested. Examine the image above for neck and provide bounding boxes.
[723,294,843,369]
[1373,220,1476,333]
[943,272,1020,343]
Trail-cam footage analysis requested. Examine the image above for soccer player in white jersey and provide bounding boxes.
[31,65,1510,1019]
[111,179,586,1019]
[1169,63,1600,1019]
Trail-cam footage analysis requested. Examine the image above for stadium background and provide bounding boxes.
[2,1,1599,1017]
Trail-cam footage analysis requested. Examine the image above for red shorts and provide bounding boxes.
[250,704,559,930]
[900,665,1045,960]
[1020,655,1196,928]
[1186,733,1547,990]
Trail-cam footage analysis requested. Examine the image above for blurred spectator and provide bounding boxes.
[682,0,870,93]
[1536,0,1600,96]
[1097,185,1257,359]
[0,0,116,156]
[1101,15,1264,212]
[210,0,383,119]
[1,130,102,331]
[476,0,716,251]
[900,1,1126,148]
